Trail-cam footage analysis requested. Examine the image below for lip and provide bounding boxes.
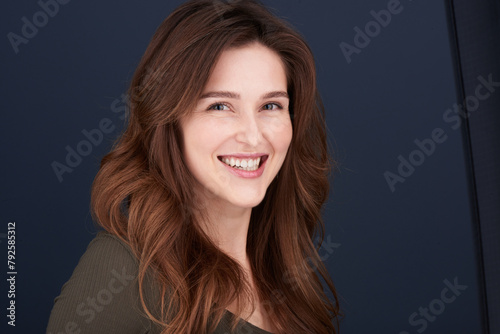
[218,153,267,159]
[217,154,268,178]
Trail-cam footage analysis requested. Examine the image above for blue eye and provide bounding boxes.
[263,103,283,111]
[207,103,230,111]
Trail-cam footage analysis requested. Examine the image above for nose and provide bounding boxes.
[235,111,264,147]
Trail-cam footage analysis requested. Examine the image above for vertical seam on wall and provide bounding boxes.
[444,0,490,333]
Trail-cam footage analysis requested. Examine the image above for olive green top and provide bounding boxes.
[47,232,272,334]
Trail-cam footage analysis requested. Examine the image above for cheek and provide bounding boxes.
[181,120,202,166]
[264,117,293,153]
[182,118,226,160]
[184,120,212,143]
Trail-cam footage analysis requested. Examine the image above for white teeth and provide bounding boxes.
[220,156,262,171]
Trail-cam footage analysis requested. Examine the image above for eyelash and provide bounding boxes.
[207,102,230,111]
[206,102,284,111]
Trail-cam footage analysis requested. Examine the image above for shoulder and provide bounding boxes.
[47,231,162,334]
[76,231,138,274]
[58,232,141,302]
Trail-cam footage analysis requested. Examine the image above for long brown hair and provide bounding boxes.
[91,0,340,333]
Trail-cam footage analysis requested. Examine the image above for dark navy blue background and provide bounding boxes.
[0,0,489,332]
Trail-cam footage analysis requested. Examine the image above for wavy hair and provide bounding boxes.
[91,0,340,333]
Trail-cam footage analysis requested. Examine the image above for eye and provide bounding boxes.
[207,103,231,111]
[262,103,283,111]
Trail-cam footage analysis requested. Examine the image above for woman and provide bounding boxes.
[47,0,340,333]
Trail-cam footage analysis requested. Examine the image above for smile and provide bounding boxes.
[217,155,268,171]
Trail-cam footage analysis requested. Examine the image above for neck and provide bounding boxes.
[199,202,252,266]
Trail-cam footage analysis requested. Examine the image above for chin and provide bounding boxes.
[230,195,266,209]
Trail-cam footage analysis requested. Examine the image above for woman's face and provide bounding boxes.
[181,42,292,212]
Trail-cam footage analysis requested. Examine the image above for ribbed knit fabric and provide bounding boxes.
[46,232,272,334]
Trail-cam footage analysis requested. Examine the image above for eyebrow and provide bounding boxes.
[199,91,289,100]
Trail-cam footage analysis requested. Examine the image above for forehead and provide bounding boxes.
[203,42,288,94]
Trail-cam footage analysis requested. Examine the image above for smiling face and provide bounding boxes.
[181,42,293,213]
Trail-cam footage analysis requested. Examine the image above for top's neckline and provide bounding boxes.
[223,309,274,334]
